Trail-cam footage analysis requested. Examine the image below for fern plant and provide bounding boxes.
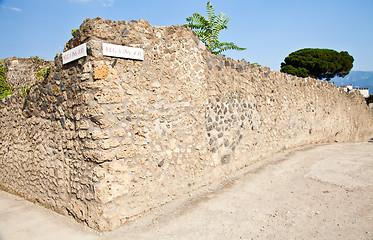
[185,1,245,55]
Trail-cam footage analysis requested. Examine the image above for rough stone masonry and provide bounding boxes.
[0,17,372,231]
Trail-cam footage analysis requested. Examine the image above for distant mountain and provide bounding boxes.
[332,71,373,94]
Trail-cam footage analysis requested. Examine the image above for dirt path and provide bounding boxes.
[1,142,372,240]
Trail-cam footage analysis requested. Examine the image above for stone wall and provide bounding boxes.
[5,57,53,92]
[1,17,372,231]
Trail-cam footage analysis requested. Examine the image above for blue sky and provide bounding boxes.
[1,0,372,71]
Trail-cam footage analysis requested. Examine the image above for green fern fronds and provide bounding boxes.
[184,1,245,55]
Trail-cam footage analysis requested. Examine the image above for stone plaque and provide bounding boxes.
[102,43,144,61]
[62,43,87,64]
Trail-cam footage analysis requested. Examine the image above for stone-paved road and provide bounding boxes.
[1,142,372,240]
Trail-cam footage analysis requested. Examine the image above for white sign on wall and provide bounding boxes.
[102,43,144,61]
[62,43,87,65]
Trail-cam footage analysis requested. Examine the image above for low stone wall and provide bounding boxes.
[1,17,372,231]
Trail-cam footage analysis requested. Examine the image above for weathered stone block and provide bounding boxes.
[94,90,124,104]
[83,149,116,163]
[86,105,105,117]
[116,145,137,159]
[112,128,126,137]
[109,69,118,79]
[100,139,120,150]
[221,154,231,164]
[93,160,130,203]
[93,65,109,80]
[89,130,110,140]
[90,116,117,129]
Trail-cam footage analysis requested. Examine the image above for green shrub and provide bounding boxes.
[36,66,51,80]
[71,29,78,36]
[20,86,31,96]
[0,60,13,99]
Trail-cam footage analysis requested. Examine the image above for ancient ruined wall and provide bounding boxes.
[0,53,95,220]
[5,57,53,92]
[1,17,372,231]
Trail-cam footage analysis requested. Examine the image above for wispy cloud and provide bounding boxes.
[68,0,93,2]
[68,0,114,6]
[1,5,22,12]
[99,0,115,7]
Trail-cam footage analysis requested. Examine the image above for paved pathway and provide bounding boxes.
[1,142,372,240]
